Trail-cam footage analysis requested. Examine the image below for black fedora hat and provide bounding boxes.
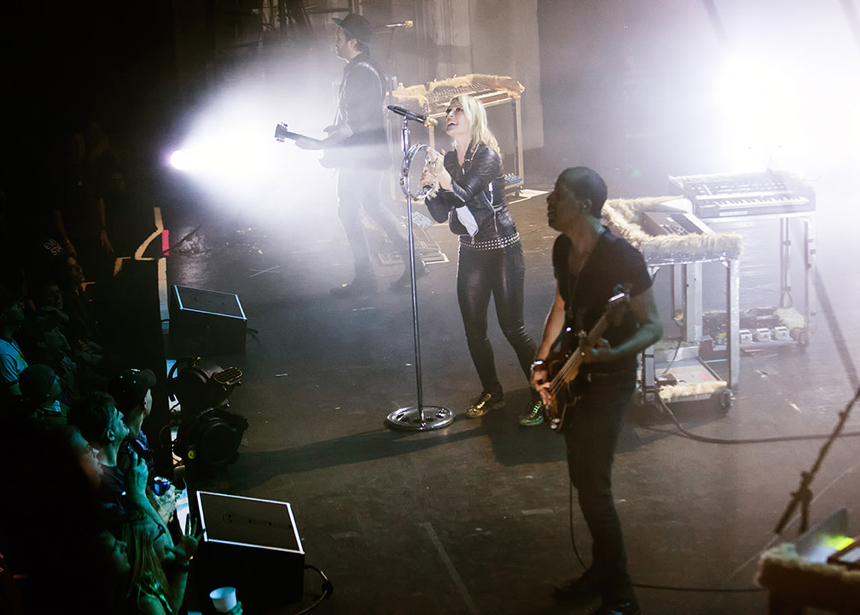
[333,13,374,45]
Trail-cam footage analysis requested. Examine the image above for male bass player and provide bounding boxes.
[295,13,423,296]
[530,167,661,615]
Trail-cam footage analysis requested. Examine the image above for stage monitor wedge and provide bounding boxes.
[170,285,247,356]
[193,491,305,612]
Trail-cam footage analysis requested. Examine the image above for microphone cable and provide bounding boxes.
[565,481,764,595]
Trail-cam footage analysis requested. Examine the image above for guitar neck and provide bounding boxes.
[274,123,323,144]
[549,312,612,390]
[584,313,612,347]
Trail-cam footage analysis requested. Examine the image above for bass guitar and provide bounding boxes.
[543,287,629,433]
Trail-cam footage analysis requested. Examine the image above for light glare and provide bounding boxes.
[170,150,191,171]
[716,54,805,172]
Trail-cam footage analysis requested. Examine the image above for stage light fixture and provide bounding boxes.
[170,149,191,171]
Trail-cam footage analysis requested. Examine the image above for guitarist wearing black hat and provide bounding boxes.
[530,167,661,615]
[295,13,423,296]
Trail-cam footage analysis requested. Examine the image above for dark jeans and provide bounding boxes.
[456,241,536,395]
[564,375,636,602]
[337,167,407,280]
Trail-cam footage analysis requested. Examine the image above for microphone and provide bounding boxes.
[387,105,438,127]
[383,20,413,28]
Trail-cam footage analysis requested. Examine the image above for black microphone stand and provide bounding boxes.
[774,383,860,535]
[385,115,453,431]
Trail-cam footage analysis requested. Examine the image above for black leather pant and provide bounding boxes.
[337,167,407,281]
[456,241,536,395]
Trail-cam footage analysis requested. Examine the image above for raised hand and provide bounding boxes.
[126,450,149,499]
[166,514,203,566]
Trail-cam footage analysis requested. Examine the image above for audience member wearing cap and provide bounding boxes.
[109,368,155,437]
[20,363,69,425]
[0,285,28,399]
[110,368,156,473]
[110,368,177,526]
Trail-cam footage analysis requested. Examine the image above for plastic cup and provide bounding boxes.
[209,587,237,613]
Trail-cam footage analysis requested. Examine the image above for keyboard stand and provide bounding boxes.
[602,196,742,411]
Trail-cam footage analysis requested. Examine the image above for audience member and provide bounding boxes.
[94,527,132,588]
[67,391,169,541]
[0,286,27,400]
[18,363,68,424]
[15,316,83,403]
[0,123,210,615]
[32,279,71,329]
[0,418,121,614]
[0,125,226,615]
[120,512,202,615]
[110,368,156,465]
[110,367,177,524]
[65,423,104,487]
[51,253,106,368]
[67,391,129,516]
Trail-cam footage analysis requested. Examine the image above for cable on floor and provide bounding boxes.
[563,388,860,593]
[291,564,333,615]
[566,482,765,595]
[655,396,860,445]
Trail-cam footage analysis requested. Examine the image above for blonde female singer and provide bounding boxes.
[425,94,542,426]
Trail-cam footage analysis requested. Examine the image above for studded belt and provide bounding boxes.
[459,232,520,251]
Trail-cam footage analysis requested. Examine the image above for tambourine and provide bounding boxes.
[400,143,439,200]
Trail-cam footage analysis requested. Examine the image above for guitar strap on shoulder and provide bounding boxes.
[565,268,585,333]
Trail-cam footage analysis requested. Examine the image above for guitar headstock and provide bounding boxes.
[274,123,289,142]
[606,284,630,325]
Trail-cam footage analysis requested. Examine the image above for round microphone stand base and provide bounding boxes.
[386,405,454,431]
[383,115,452,434]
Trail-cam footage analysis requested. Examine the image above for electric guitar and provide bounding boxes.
[543,287,630,433]
[274,123,322,145]
[274,122,340,168]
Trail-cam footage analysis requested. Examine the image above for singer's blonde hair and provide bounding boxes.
[449,94,500,156]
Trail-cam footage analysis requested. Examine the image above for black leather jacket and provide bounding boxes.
[425,144,517,243]
[328,52,390,169]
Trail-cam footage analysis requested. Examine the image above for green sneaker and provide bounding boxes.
[466,391,504,418]
[518,401,544,426]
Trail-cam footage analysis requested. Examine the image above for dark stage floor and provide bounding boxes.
[156,162,860,615]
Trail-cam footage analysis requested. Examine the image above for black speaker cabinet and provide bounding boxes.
[193,491,305,612]
[170,285,247,355]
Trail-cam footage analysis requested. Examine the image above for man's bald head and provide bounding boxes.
[556,167,607,218]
